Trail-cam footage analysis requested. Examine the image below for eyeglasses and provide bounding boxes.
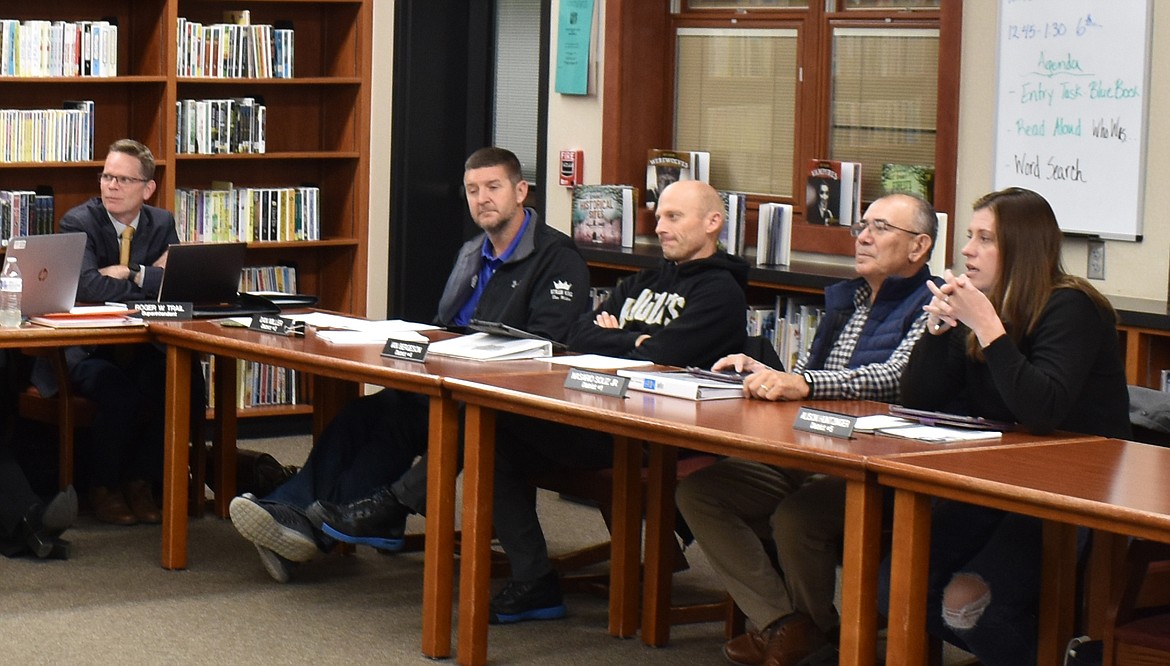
[100,173,149,186]
[849,218,921,238]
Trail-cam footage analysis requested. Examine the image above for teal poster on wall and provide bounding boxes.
[555,0,595,95]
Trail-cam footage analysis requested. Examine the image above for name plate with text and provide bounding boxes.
[564,368,628,398]
[130,301,193,320]
[793,407,856,440]
[381,337,429,362]
[249,314,302,336]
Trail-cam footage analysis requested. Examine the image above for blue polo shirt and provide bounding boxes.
[452,211,531,327]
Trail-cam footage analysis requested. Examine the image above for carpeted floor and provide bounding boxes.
[1,434,975,665]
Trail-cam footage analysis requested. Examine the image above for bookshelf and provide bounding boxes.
[0,1,372,418]
[583,246,1170,391]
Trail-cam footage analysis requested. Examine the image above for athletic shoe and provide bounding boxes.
[488,570,567,625]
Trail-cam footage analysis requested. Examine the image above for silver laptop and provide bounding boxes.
[5,233,86,317]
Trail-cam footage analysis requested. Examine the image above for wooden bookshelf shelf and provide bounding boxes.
[2,1,372,419]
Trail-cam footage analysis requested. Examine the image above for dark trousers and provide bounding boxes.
[490,413,613,582]
[877,501,1041,666]
[266,389,428,511]
[69,344,168,488]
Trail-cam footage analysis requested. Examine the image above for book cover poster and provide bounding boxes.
[805,159,842,226]
[881,163,935,203]
[645,149,692,209]
[571,184,628,248]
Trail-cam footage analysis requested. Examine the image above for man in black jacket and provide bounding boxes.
[229,147,592,583]
[314,180,749,623]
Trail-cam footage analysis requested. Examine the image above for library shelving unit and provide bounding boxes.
[582,244,1170,391]
[0,0,372,418]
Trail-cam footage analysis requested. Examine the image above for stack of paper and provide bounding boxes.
[29,305,144,328]
[426,332,553,362]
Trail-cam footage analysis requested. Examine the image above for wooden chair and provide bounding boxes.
[1104,539,1170,665]
[17,347,209,515]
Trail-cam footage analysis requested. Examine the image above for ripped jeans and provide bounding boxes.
[877,501,1041,666]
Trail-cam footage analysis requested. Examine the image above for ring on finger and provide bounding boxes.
[759,385,770,393]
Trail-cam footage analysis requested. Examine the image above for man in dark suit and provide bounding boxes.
[52,139,178,525]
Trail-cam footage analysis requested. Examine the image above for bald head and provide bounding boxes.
[654,180,725,263]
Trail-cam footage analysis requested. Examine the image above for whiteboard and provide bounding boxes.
[993,0,1152,240]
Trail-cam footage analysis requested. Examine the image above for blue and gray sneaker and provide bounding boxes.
[489,571,567,625]
[305,485,408,552]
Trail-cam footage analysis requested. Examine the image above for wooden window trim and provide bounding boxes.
[602,0,962,259]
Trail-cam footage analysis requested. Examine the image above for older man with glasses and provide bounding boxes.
[43,139,179,526]
[676,192,940,666]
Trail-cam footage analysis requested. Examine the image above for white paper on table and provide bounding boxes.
[545,354,655,370]
[852,415,915,433]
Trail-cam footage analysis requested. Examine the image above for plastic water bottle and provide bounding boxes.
[0,255,22,328]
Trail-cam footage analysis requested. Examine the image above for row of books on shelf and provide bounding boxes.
[174,184,320,243]
[240,265,298,294]
[176,16,294,79]
[0,101,94,163]
[746,295,824,373]
[0,19,117,78]
[0,188,54,243]
[176,97,267,155]
[202,357,306,410]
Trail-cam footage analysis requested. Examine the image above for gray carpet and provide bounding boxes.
[1,434,974,664]
[1,435,733,665]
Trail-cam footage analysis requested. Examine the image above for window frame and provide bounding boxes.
[601,0,961,258]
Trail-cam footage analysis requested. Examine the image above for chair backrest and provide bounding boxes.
[743,334,785,371]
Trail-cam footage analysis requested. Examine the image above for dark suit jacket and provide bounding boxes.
[59,197,179,303]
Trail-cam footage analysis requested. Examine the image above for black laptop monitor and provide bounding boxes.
[159,242,247,306]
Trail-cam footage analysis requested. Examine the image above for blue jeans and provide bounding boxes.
[877,500,1041,666]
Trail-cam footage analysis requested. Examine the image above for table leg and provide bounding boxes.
[457,404,496,666]
[884,488,932,666]
[839,478,882,666]
[641,443,677,647]
[161,344,193,570]
[1084,529,1127,638]
[608,436,641,638]
[422,394,460,659]
[1037,521,1078,666]
[211,354,237,518]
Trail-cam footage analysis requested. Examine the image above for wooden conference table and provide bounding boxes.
[874,438,1170,666]
[441,369,1098,666]
[148,320,558,660]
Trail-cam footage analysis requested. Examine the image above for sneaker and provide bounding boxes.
[488,570,567,625]
[305,485,408,552]
[229,494,318,562]
[253,544,295,583]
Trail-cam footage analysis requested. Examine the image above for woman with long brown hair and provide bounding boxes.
[878,187,1130,664]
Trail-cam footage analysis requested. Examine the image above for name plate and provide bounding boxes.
[249,314,302,336]
[564,368,628,398]
[381,337,429,362]
[130,301,193,320]
[793,407,856,440]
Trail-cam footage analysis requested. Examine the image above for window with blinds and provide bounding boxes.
[674,28,799,197]
[829,27,939,202]
[494,0,541,185]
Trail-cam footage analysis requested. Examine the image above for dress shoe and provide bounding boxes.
[88,486,138,526]
[305,485,408,551]
[123,480,162,524]
[19,512,54,558]
[724,613,827,666]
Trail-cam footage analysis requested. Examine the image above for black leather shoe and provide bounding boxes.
[306,485,409,551]
[20,514,54,559]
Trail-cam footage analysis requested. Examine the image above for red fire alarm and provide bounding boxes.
[559,150,583,187]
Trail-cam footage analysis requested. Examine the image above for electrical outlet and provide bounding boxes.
[1087,240,1105,280]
